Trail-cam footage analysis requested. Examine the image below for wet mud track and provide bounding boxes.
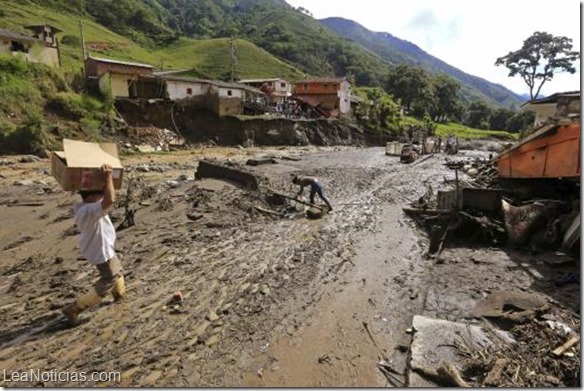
[0,147,578,387]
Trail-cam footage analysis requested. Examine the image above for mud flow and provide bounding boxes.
[0,146,579,387]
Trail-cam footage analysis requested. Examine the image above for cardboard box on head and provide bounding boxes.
[51,139,124,191]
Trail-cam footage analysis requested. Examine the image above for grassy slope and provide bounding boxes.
[0,1,304,79]
[435,122,519,140]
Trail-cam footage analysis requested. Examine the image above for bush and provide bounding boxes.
[60,35,81,46]
[0,113,56,154]
[47,92,104,119]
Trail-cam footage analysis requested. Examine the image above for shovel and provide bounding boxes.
[261,186,327,212]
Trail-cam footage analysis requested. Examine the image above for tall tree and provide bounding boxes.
[385,64,431,114]
[429,74,461,122]
[495,31,580,100]
[464,101,493,129]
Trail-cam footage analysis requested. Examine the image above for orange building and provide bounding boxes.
[497,121,580,179]
[292,77,351,117]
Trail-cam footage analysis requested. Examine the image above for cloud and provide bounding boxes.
[403,9,462,50]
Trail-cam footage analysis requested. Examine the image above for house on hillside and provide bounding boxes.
[292,77,352,118]
[0,25,61,67]
[521,91,580,127]
[126,75,266,116]
[239,78,292,104]
[84,56,154,98]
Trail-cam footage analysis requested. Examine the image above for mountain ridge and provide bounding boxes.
[3,0,525,108]
[320,17,525,108]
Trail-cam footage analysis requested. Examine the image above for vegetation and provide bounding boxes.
[353,87,402,138]
[435,122,519,141]
[0,55,107,154]
[11,0,523,108]
[0,0,536,154]
[496,31,580,100]
[321,17,524,108]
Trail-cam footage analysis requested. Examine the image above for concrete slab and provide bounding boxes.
[409,315,513,387]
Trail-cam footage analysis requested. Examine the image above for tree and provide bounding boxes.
[464,101,493,129]
[429,74,461,122]
[489,108,515,131]
[495,31,580,100]
[385,64,431,114]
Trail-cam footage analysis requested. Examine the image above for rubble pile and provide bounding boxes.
[122,127,186,152]
[462,307,580,387]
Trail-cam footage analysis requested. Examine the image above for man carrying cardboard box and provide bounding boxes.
[61,164,126,325]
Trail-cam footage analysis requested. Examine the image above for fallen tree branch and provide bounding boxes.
[254,205,283,217]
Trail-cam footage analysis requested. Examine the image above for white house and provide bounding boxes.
[521,91,581,127]
[239,78,292,104]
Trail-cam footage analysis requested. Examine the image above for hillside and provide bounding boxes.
[0,1,304,80]
[320,17,525,108]
[4,0,525,107]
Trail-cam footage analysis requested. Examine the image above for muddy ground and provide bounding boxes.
[0,146,579,387]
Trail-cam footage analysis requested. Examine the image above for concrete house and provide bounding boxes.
[292,77,351,118]
[239,78,292,104]
[0,25,61,67]
[84,56,154,98]
[521,91,581,127]
[128,75,266,116]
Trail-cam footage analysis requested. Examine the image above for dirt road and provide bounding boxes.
[0,147,579,387]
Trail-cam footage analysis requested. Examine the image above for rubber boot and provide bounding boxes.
[111,275,126,302]
[62,289,102,326]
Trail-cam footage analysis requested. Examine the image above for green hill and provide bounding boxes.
[3,0,526,107]
[0,1,304,80]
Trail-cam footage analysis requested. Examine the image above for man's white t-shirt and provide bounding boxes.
[74,201,116,265]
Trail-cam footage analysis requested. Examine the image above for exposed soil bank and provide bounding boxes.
[115,99,369,147]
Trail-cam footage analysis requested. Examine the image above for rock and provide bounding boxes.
[165,180,180,188]
[37,149,51,159]
[467,168,479,177]
[260,286,271,296]
[186,212,204,221]
[168,291,183,305]
[136,145,156,153]
[14,180,34,186]
[206,310,220,322]
[19,155,42,163]
[0,159,12,166]
[219,303,233,314]
[205,334,220,347]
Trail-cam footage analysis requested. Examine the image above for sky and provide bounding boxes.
[285,0,581,98]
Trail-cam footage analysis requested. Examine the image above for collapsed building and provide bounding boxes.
[406,90,580,254]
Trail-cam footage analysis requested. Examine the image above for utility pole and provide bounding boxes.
[230,37,237,82]
[79,20,87,60]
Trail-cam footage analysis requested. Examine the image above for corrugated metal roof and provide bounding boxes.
[521,90,581,107]
[0,28,39,42]
[87,56,154,69]
[156,75,264,94]
[293,77,348,84]
[239,78,286,83]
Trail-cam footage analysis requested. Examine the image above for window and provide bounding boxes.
[332,84,338,89]
[10,41,28,53]
[303,83,308,91]
[323,83,329,88]
[280,82,286,88]
[227,90,232,96]
[186,88,193,96]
